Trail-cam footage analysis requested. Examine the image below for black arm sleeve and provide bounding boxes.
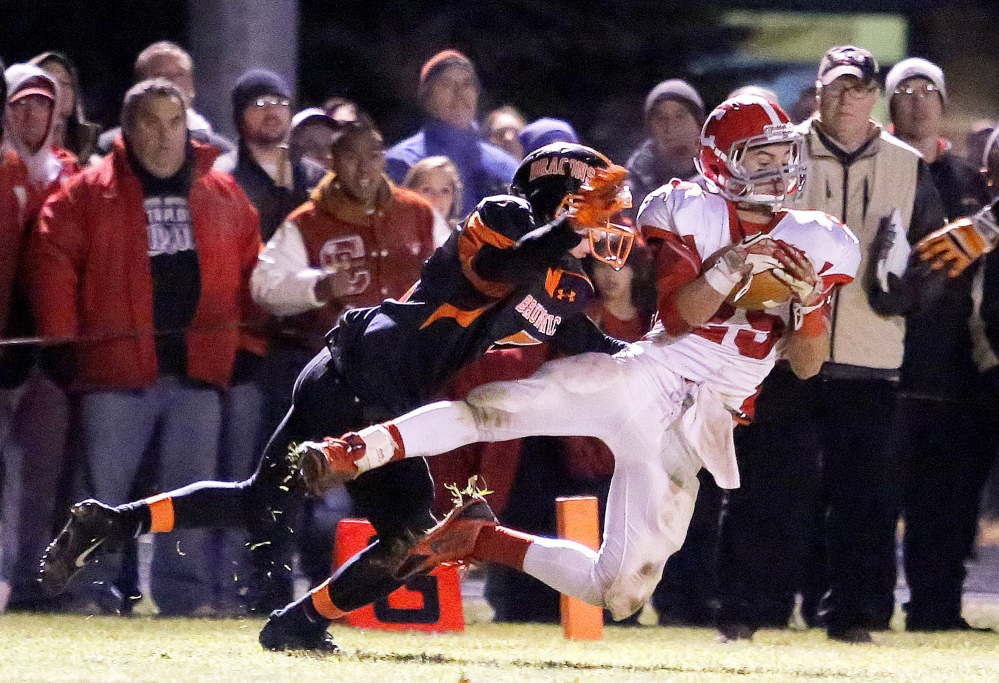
[472,199,584,286]
[908,160,948,242]
[549,313,629,357]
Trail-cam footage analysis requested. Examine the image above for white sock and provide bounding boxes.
[393,401,482,457]
[353,423,400,472]
[522,537,604,608]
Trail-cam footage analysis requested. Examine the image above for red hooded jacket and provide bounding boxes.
[29,138,264,390]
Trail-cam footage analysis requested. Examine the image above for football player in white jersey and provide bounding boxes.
[295,96,861,622]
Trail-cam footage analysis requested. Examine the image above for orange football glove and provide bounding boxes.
[915,217,991,277]
[565,165,631,230]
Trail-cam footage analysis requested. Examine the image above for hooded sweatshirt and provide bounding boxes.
[3,64,78,217]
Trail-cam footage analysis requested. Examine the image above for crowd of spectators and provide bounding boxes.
[1,38,998,642]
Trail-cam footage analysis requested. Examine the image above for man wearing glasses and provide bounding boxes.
[716,45,947,644]
[884,57,993,632]
[791,46,947,641]
[212,68,327,614]
[215,69,326,243]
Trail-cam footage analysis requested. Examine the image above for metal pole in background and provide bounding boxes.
[187,0,299,140]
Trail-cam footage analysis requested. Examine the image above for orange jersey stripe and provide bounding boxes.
[494,330,543,346]
[420,302,489,330]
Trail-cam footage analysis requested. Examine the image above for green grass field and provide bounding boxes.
[2,609,998,683]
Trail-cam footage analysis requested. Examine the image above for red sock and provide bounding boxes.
[472,525,536,570]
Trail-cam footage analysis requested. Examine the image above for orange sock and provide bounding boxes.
[472,525,535,570]
[144,493,175,533]
[309,578,349,620]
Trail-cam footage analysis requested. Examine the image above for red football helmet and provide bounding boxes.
[696,95,805,207]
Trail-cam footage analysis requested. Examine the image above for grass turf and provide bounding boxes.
[1,612,998,683]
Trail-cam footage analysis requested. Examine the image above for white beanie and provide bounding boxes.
[885,57,947,104]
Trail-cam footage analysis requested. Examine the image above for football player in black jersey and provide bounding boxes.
[40,142,636,650]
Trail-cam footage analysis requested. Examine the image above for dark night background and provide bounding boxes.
[3,1,999,162]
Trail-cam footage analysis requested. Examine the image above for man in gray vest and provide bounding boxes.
[715,45,946,644]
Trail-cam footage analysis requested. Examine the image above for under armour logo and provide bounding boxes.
[556,289,576,302]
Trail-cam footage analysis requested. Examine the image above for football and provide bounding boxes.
[726,269,793,310]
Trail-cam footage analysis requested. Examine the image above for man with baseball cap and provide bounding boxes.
[884,57,993,632]
[715,45,948,644]
[385,49,518,216]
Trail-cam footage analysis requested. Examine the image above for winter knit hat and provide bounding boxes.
[519,118,579,156]
[643,79,705,123]
[418,50,477,104]
[231,68,291,129]
[885,57,947,105]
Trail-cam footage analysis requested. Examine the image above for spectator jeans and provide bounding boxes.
[75,376,221,615]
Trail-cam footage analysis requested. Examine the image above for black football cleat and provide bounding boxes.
[38,500,126,597]
[259,604,339,653]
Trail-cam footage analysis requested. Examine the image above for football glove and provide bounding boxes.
[915,211,999,277]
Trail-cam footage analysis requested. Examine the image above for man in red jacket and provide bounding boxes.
[29,78,263,616]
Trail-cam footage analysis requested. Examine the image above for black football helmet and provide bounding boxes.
[511,142,612,225]
[510,142,636,268]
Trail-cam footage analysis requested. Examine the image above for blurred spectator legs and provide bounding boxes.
[818,378,903,634]
[901,397,999,630]
[0,370,70,613]
[71,378,221,616]
[714,364,822,633]
[212,378,266,616]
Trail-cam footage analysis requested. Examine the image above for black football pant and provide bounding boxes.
[148,347,435,612]
[900,396,998,629]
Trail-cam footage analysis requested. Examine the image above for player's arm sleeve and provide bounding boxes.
[466,198,584,287]
[550,313,629,356]
[646,232,702,336]
[250,219,325,317]
[636,184,704,335]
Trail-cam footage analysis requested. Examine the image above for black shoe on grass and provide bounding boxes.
[259,603,339,652]
[38,500,126,597]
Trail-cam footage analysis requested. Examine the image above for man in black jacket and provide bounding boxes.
[214,69,326,242]
[885,57,994,631]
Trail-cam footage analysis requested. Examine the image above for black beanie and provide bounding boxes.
[231,68,291,130]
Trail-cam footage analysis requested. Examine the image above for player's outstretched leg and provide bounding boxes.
[39,499,143,596]
[395,485,498,579]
